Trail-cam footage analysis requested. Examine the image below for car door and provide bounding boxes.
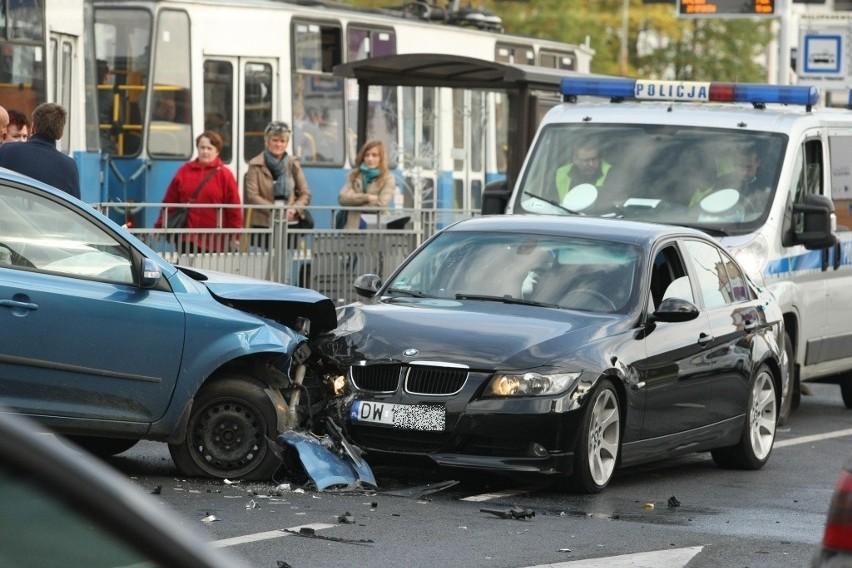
[0,183,185,425]
[638,242,714,439]
[681,238,762,422]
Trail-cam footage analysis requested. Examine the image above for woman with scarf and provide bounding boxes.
[245,121,311,243]
[337,139,396,229]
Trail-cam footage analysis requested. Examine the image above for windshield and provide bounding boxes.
[515,124,786,235]
[385,231,640,314]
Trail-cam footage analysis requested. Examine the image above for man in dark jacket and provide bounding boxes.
[0,103,80,199]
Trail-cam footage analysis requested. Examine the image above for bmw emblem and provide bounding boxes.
[403,348,419,357]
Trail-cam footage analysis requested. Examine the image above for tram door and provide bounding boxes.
[49,32,76,153]
[451,89,487,215]
[202,57,277,200]
[401,86,437,230]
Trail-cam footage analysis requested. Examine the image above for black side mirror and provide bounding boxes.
[652,297,700,323]
[481,179,510,215]
[792,194,837,250]
[353,273,382,298]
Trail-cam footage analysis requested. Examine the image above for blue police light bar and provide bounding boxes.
[560,78,820,107]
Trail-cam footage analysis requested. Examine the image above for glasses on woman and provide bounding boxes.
[264,121,291,136]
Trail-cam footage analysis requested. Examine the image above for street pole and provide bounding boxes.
[620,0,629,76]
[777,0,790,85]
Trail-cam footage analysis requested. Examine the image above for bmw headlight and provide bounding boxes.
[486,371,581,397]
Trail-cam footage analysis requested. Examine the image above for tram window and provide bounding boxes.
[292,21,344,166]
[244,62,272,162]
[346,26,397,167]
[148,10,191,159]
[6,0,44,41]
[94,8,153,157]
[203,60,233,164]
[540,50,576,71]
[495,43,534,65]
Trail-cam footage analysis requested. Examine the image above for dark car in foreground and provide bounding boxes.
[315,215,786,492]
[0,407,249,568]
[813,456,852,567]
[0,168,336,480]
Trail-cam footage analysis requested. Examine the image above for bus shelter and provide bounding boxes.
[333,53,574,213]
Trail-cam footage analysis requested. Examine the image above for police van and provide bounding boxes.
[483,77,850,424]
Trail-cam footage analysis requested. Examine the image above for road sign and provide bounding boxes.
[797,23,850,89]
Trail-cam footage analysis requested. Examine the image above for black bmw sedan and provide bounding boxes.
[314,215,786,493]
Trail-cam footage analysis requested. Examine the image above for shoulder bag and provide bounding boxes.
[166,167,220,228]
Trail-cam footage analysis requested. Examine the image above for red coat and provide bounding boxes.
[155,157,243,252]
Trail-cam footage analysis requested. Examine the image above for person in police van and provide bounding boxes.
[554,139,613,203]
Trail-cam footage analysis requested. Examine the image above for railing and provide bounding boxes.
[95,203,479,304]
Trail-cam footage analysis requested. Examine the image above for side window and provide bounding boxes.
[683,239,741,309]
[243,62,273,162]
[148,9,192,159]
[829,134,852,231]
[651,244,692,308]
[292,20,344,166]
[203,60,234,164]
[793,138,823,205]
[0,186,134,285]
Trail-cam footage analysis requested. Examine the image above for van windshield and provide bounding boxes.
[515,124,786,235]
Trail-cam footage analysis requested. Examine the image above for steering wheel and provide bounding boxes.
[560,288,617,312]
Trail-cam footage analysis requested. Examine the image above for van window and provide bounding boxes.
[517,124,787,236]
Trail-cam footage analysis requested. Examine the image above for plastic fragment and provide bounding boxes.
[338,512,355,524]
[667,495,681,508]
[480,507,535,520]
[201,514,219,523]
[643,502,655,509]
[246,500,260,509]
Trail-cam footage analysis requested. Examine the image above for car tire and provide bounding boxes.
[66,436,138,457]
[169,375,282,480]
[841,379,852,409]
[569,378,620,494]
[777,333,795,426]
[711,364,777,470]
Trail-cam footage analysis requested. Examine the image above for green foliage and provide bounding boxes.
[342,0,772,82]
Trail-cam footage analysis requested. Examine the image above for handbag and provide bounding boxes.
[335,209,347,229]
[294,208,314,229]
[164,167,220,228]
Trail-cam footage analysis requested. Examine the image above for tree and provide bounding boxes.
[342,0,772,82]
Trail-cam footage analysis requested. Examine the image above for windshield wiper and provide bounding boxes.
[454,293,559,308]
[522,191,579,215]
[385,287,430,298]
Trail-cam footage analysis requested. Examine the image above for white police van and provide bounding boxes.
[484,77,850,424]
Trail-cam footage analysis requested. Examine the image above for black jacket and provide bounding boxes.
[0,134,80,199]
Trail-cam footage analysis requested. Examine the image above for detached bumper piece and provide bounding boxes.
[277,430,376,491]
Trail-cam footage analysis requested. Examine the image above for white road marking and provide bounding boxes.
[774,427,852,448]
[526,546,703,567]
[211,522,335,548]
[461,489,534,502]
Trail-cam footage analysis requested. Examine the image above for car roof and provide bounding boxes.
[446,214,710,247]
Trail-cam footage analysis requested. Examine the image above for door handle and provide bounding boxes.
[697,332,714,346]
[0,299,38,311]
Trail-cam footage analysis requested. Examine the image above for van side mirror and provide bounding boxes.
[481,179,510,215]
[792,194,837,250]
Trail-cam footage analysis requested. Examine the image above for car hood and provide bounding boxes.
[177,266,337,336]
[314,297,620,369]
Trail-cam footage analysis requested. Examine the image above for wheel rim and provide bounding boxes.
[749,370,777,461]
[188,399,267,477]
[587,388,620,486]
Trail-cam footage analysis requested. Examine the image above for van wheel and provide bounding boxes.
[841,380,852,409]
[711,364,777,470]
[169,376,282,480]
[777,333,795,425]
[569,378,620,493]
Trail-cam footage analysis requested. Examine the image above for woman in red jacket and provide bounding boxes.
[155,130,242,252]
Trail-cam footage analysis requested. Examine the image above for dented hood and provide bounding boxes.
[177,266,337,335]
[315,298,619,369]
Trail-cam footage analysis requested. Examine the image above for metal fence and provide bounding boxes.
[96,203,477,304]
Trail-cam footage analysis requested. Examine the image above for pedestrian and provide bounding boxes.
[154,130,242,253]
[0,105,8,143]
[244,120,312,238]
[4,109,30,143]
[0,103,79,198]
[337,139,396,229]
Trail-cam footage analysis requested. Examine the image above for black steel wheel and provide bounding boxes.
[169,376,281,480]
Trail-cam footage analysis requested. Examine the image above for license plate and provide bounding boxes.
[350,400,446,431]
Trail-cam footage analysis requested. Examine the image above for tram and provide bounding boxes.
[1,0,593,227]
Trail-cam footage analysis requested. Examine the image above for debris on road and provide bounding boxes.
[382,479,459,499]
[667,495,681,508]
[283,527,374,546]
[480,507,535,520]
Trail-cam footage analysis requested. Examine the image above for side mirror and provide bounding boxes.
[792,194,837,250]
[481,179,510,215]
[652,297,700,323]
[353,273,382,298]
[140,258,162,289]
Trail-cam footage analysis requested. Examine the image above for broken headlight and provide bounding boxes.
[485,370,580,397]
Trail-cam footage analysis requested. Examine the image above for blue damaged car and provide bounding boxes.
[0,168,336,480]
